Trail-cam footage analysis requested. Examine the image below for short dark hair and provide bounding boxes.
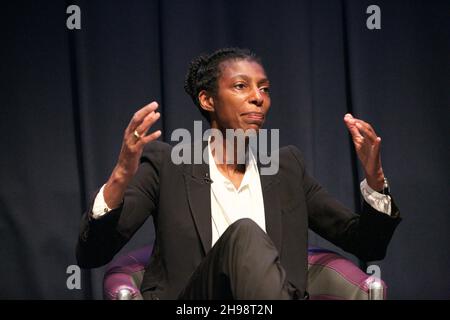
[184,48,262,121]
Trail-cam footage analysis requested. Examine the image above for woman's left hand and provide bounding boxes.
[344,113,385,191]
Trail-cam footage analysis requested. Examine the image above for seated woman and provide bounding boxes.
[76,48,401,300]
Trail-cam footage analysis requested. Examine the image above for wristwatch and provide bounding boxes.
[381,177,390,195]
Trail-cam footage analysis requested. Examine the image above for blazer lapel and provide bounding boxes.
[259,162,282,254]
[184,141,212,255]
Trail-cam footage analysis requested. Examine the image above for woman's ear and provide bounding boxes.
[198,90,215,113]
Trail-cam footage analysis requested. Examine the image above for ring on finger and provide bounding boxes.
[133,130,141,140]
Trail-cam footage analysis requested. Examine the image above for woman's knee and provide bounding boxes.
[221,218,271,248]
[227,218,263,236]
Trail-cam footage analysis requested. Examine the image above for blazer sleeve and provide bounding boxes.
[288,146,402,262]
[76,141,170,268]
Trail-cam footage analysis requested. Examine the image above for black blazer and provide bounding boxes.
[76,140,401,299]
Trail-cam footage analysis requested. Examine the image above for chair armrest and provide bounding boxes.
[104,245,386,300]
[307,248,387,300]
[104,272,144,300]
[103,245,153,300]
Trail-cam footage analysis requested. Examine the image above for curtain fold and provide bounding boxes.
[1,0,449,299]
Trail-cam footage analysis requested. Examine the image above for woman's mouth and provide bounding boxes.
[242,112,265,121]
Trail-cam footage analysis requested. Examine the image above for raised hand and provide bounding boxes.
[117,102,161,176]
[344,113,385,191]
[104,102,161,208]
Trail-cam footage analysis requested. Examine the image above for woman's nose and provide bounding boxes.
[249,87,264,106]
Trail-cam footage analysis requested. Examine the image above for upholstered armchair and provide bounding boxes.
[103,245,386,300]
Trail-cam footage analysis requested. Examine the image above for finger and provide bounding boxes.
[346,114,373,131]
[141,130,162,144]
[355,119,378,136]
[126,112,158,147]
[128,102,158,132]
[346,115,380,144]
[136,111,161,138]
[373,136,382,155]
[344,113,354,120]
[344,114,363,140]
[355,122,377,144]
[131,112,161,147]
[126,102,159,135]
[344,113,358,128]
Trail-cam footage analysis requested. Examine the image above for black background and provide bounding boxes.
[1,0,449,299]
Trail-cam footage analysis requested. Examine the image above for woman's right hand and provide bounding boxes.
[104,102,161,209]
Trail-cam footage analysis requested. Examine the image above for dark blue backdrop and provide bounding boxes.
[1,0,449,299]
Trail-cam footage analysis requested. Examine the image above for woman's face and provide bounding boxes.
[210,59,271,132]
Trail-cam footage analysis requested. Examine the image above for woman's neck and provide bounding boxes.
[210,130,248,176]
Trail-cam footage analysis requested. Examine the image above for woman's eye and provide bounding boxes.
[260,87,270,93]
[234,83,246,90]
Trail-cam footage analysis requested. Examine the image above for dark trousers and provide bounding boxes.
[177,218,303,300]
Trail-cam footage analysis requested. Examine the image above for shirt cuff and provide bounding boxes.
[360,179,392,216]
[91,184,115,220]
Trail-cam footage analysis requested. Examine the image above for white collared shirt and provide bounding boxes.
[207,140,266,247]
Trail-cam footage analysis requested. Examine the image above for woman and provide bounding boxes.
[77,48,401,300]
